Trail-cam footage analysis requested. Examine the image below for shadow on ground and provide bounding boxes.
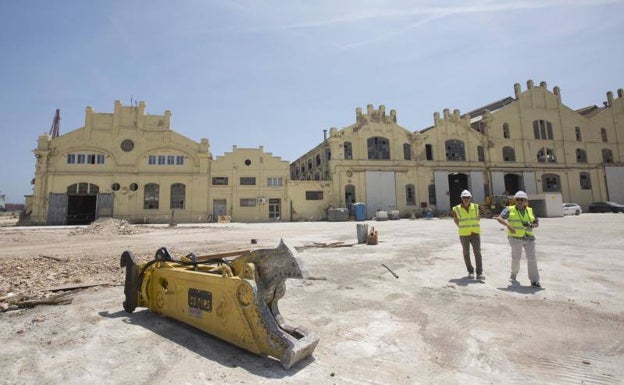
[99,309,314,377]
[448,277,485,286]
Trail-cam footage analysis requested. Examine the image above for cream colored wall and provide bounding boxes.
[30,101,211,224]
[478,81,622,205]
[211,146,289,222]
[286,181,332,221]
[29,82,624,224]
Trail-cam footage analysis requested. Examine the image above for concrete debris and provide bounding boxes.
[68,217,147,236]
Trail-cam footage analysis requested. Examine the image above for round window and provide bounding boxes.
[244,159,252,166]
[111,183,120,191]
[121,139,135,152]
[129,183,139,191]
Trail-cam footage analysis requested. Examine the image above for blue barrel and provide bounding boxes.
[353,202,366,221]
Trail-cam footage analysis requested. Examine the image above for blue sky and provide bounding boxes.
[1,0,623,203]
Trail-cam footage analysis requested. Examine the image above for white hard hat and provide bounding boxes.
[460,190,472,198]
[514,191,528,199]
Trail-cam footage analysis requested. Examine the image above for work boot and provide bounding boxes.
[509,274,517,281]
[468,273,475,279]
[531,282,541,288]
[477,274,485,280]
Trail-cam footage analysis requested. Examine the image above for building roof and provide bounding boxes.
[462,96,516,120]
[575,105,605,118]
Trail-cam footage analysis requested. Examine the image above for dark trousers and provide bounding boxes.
[460,233,482,275]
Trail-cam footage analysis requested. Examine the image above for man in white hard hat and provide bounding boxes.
[496,191,541,288]
[452,189,484,280]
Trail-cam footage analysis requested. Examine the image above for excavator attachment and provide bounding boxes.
[120,239,319,369]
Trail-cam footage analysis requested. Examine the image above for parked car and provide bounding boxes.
[588,201,624,213]
[562,203,582,216]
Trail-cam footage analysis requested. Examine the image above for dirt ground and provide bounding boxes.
[1,213,623,385]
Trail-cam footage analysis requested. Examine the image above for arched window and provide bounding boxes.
[602,148,613,163]
[314,172,320,181]
[344,142,353,159]
[601,128,608,142]
[403,143,411,160]
[144,183,160,209]
[367,136,390,160]
[575,127,582,141]
[425,144,433,161]
[537,147,557,163]
[307,158,313,170]
[445,140,465,161]
[66,183,99,195]
[502,146,516,162]
[542,174,561,192]
[170,183,185,209]
[503,123,510,139]
[580,172,591,190]
[576,149,587,163]
[315,154,321,166]
[406,184,415,206]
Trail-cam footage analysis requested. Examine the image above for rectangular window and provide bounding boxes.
[425,144,433,161]
[533,120,554,140]
[240,198,257,207]
[67,154,76,164]
[87,154,96,164]
[240,177,256,185]
[96,154,105,164]
[176,156,184,165]
[167,155,175,165]
[157,155,166,165]
[212,177,229,185]
[77,154,86,164]
[148,155,157,165]
[428,184,436,205]
[267,177,283,187]
[580,173,592,190]
[477,146,484,162]
[406,185,415,206]
[306,191,323,200]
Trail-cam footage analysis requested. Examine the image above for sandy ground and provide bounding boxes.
[1,214,623,385]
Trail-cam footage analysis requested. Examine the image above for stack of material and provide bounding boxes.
[328,208,349,221]
[375,210,388,221]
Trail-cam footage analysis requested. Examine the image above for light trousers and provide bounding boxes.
[508,236,540,283]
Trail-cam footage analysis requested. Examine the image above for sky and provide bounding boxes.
[1,0,623,204]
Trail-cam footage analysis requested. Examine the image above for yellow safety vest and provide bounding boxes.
[453,203,480,236]
[507,206,536,238]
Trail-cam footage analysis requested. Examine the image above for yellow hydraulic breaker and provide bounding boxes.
[120,239,319,369]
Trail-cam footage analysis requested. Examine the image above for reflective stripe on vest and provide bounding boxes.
[454,203,480,236]
[507,206,535,237]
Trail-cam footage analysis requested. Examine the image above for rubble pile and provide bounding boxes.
[68,217,146,236]
[0,253,125,311]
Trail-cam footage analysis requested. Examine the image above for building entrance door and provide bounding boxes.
[268,198,280,220]
[213,199,227,220]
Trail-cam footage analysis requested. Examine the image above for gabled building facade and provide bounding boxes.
[25,80,624,224]
[292,80,624,217]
